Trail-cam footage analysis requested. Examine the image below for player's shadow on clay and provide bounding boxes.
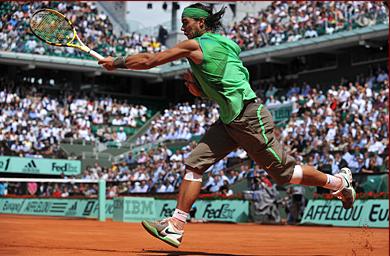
[140,250,258,256]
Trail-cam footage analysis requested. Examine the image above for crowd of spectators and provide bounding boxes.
[1,2,388,58]
[223,1,388,50]
[2,67,387,198]
[115,66,382,195]
[0,77,149,158]
[0,2,166,59]
[1,141,249,198]
[135,100,219,146]
[270,68,388,176]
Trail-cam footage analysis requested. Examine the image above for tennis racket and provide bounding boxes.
[29,9,104,60]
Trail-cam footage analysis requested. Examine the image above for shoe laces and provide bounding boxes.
[159,217,175,225]
[160,217,184,233]
[331,174,348,198]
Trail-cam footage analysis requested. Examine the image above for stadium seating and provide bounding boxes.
[0,2,166,59]
[0,2,387,58]
[2,68,387,197]
[0,85,152,160]
[224,1,388,51]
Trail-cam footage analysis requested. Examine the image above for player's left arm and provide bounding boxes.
[99,40,201,70]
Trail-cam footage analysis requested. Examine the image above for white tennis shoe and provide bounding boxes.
[332,167,356,209]
[141,218,183,248]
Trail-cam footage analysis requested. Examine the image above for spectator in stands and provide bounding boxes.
[138,180,149,193]
[219,180,233,197]
[170,149,183,162]
[0,182,8,196]
[164,181,175,193]
[108,185,118,197]
[116,127,127,142]
[126,152,137,166]
[208,174,224,193]
[155,181,166,193]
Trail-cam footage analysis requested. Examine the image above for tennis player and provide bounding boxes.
[99,3,356,248]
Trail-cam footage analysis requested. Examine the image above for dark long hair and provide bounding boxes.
[187,3,226,32]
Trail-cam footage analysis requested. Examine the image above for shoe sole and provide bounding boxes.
[341,187,356,209]
[340,168,356,209]
[141,221,180,248]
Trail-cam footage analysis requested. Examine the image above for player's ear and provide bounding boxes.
[199,18,206,30]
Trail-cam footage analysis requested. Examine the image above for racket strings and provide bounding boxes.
[31,11,73,45]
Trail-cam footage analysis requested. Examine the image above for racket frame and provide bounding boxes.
[30,8,103,60]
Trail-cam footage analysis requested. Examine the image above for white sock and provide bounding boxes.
[323,174,343,191]
[172,208,188,223]
[290,165,303,184]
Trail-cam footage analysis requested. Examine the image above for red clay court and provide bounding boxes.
[0,214,388,256]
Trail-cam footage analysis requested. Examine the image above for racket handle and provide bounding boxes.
[88,49,104,61]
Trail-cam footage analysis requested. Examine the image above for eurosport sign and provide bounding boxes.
[301,199,388,228]
[0,198,113,218]
[0,156,81,175]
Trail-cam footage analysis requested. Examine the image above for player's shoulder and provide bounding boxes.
[176,39,200,50]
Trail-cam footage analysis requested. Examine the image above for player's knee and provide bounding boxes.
[267,162,297,185]
[184,165,203,182]
[289,165,303,184]
[184,171,203,182]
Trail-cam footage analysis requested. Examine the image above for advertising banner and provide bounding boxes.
[155,199,177,219]
[0,198,113,218]
[301,199,388,228]
[155,199,249,223]
[0,156,81,175]
[196,200,249,222]
[113,197,155,222]
[0,198,249,223]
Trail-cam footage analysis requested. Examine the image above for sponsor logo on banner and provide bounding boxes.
[0,158,10,171]
[2,199,25,213]
[124,199,154,215]
[368,203,389,222]
[160,203,175,218]
[51,163,79,173]
[0,198,114,218]
[23,160,39,173]
[24,201,51,213]
[301,200,389,228]
[154,200,248,222]
[50,202,68,213]
[0,156,81,175]
[83,201,96,216]
[202,203,236,219]
[113,197,155,222]
[303,204,363,221]
[65,202,78,216]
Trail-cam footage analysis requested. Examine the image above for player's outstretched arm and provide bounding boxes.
[98,40,201,71]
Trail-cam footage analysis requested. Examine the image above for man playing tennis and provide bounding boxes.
[99,3,355,248]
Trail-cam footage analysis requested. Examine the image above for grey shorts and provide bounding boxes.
[184,99,295,185]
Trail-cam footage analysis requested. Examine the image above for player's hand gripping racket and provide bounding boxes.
[29,9,104,60]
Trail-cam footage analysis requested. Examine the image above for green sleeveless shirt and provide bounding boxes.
[188,32,257,124]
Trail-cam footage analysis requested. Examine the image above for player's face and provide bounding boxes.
[181,17,204,39]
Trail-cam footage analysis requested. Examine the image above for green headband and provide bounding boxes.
[182,7,209,19]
